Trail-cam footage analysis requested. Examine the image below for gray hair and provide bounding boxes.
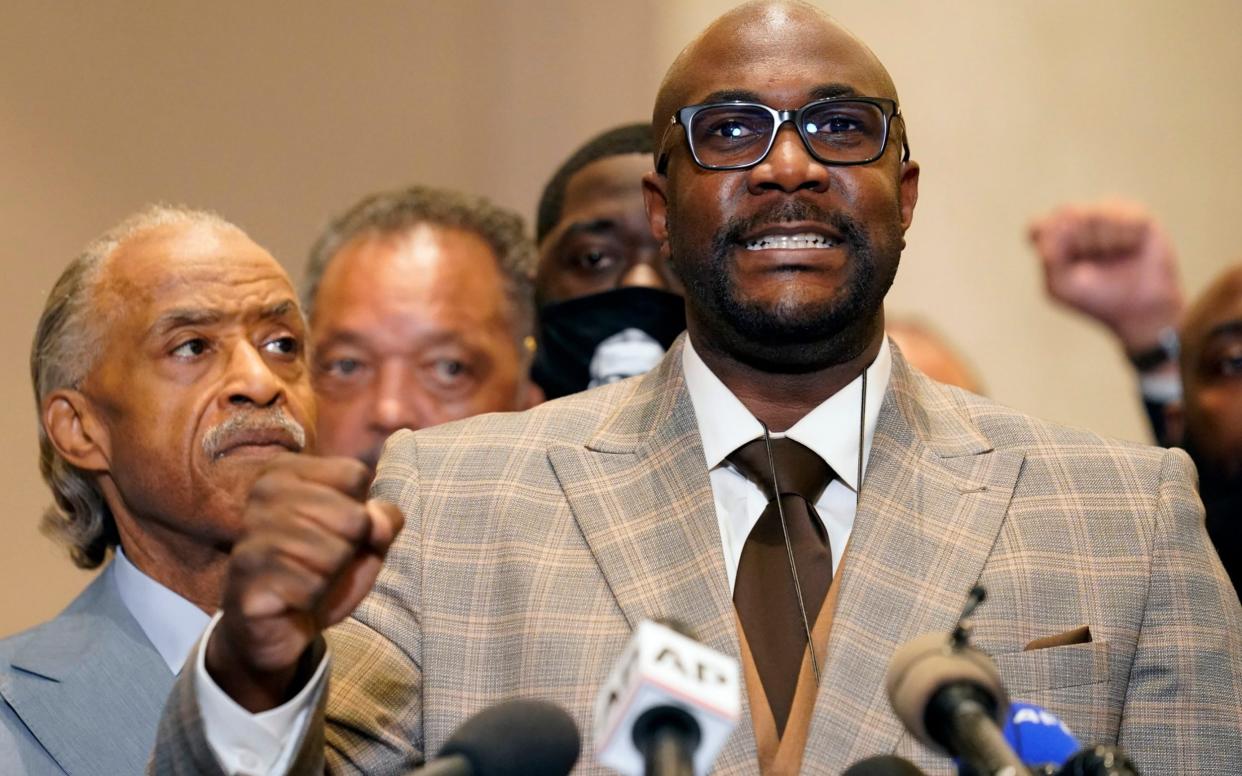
[302,185,537,345]
[32,204,235,569]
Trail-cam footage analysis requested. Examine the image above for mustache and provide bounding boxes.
[717,199,866,250]
[201,408,307,459]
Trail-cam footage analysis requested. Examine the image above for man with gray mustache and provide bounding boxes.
[202,409,308,463]
[0,204,322,775]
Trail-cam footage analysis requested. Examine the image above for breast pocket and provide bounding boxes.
[993,641,1111,693]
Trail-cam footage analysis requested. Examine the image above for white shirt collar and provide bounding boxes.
[112,547,212,673]
[682,335,892,491]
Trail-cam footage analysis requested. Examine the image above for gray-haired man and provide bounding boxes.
[0,205,321,774]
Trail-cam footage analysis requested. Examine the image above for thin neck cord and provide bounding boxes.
[756,363,869,688]
[760,420,821,685]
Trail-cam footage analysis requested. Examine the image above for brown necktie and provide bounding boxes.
[728,437,834,738]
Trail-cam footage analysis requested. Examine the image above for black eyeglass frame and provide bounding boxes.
[656,96,910,173]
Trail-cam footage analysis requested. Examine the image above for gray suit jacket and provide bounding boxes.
[1,561,175,774]
[151,340,1242,774]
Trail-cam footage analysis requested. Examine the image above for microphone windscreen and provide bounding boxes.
[438,698,580,776]
[842,755,929,775]
[884,632,1007,749]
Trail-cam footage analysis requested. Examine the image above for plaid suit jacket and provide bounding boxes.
[151,338,1242,775]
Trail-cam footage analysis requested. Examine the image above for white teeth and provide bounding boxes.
[744,232,836,251]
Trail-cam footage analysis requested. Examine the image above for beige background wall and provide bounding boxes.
[1,1,1236,634]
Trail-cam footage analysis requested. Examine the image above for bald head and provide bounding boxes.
[653,0,899,145]
[640,0,919,380]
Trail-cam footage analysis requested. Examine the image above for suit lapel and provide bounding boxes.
[548,338,760,772]
[0,563,175,775]
[803,353,1025,772]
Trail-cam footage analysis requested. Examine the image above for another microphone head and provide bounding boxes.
[884,632,1008,753]
[438,698,580,776]
[594,619,741,776]
[1003,702,1080,768]
[957,701,1083,775]
[1057,745,1140,776]
[841,754,929,775]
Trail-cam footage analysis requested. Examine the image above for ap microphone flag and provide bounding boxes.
[593,619,741,776]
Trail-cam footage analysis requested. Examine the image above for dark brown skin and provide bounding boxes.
[1179,264,1242,481]
[208,453,402,711]
[42,221,317,612]
[536,153,681,305]
[642,0,919,431]
[311,225,538,472]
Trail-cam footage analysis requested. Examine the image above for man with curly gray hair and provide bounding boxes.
[0,205,317,774]
[302,184,542,472]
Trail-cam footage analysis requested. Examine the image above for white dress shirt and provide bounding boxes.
[113,547,211,673]
[194,335,892,774]
[682,337,891,590]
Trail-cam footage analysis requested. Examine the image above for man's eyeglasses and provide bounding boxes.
[656,96,909,173]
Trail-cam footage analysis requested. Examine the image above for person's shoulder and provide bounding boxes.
[906,371,1170,471]
[0,606,70,673]
[0,567,115,670]
[0,623,37,669]
[391,378,644,455]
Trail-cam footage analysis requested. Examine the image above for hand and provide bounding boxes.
[206,453,405,712]
[1028,200,1185,354]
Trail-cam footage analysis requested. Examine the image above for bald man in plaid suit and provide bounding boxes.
[150,3,1242,774]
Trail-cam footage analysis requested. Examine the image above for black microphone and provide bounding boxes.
[1055,745,1140,776]
[842,755,931,775]
[415,698,580,776]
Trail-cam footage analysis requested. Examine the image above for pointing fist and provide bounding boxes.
[206,453,405,711]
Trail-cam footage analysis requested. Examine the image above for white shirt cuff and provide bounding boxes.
[194,612,329,775]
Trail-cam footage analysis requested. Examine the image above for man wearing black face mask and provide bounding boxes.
[532,123,688,398]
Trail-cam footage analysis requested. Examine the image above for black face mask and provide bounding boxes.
[532,287,686,400]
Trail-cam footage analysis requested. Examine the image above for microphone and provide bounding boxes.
[959,702,1080,776]
[593,619,741,776]
[885,588,1031,776]
[886,631,1028,774]
[843,755,931,775]
[415,698,580,776]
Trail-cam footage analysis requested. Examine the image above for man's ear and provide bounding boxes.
[899,160,920,232]
[642,170,671,249]
[43,389,110,472]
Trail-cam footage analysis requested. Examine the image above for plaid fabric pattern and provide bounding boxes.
[150,337,1242,775]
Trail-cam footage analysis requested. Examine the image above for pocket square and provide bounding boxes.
[1024,625,1092,651]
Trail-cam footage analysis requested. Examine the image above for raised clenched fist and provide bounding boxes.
[1028,199,1184,355]
[206,453,404,712]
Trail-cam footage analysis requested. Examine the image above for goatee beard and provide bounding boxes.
[669,198,900,372]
